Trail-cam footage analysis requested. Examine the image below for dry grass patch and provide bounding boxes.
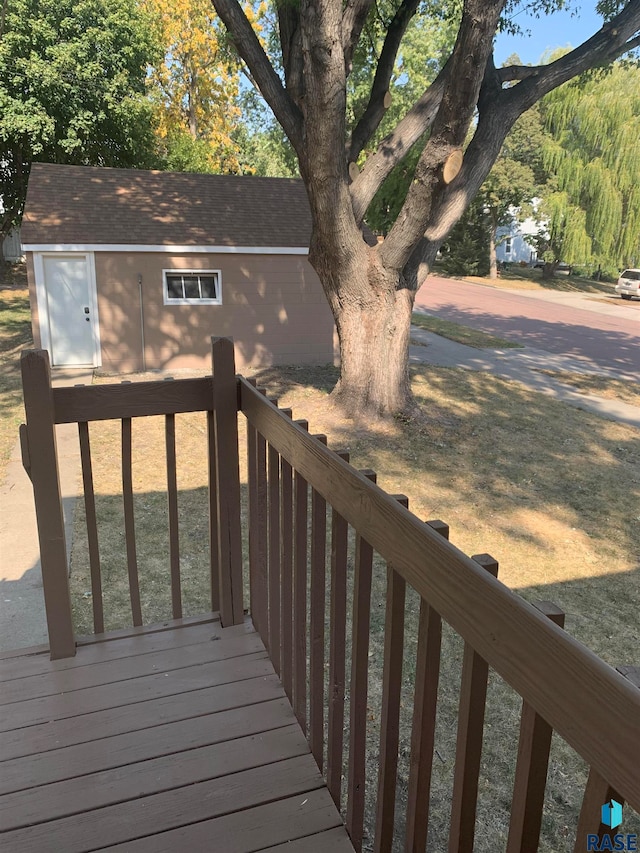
[411,312,521,349]
[0,263,32,473]
[535,369,640,407]
[69,364,640,850]
[458,266,614,296]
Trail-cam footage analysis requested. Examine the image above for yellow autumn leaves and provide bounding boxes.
[142,0,267,173]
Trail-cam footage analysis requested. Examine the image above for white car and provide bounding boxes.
[615,269,640,300]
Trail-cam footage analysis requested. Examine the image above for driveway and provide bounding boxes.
[415,276,640,376]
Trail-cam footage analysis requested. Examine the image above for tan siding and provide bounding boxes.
[93,252,337,372]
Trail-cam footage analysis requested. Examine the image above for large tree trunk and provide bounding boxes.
[333,285,414,417]
[312,243,416,418]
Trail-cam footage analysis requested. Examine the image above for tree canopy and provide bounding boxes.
[0,0,160,237]
[143,0,261,173]
[537,61,640,273]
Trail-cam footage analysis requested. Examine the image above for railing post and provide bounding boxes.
[211,337,244,626]
[20,350,76,660]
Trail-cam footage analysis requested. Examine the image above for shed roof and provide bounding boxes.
[22,163,322,248]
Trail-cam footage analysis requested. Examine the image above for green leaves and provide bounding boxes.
[538,62,640,270]
[0,0,160,235]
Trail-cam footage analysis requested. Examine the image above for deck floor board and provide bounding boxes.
[0,618,355,853]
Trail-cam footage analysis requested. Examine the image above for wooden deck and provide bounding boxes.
[0,616,355,852]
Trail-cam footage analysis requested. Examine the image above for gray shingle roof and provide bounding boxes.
[22,164,318,247]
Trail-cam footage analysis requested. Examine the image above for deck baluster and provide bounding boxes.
[293,419,309,733]
[448,553,499,853]
[507,601,565,853]
[280,408,294,701]
[164,411,182,620]
[405,519,449,852]
[327,449,350,808]
[268,422,281,673]
[346,469,377,853]
[374,494,409,853]
[309,434,328,770]
[78,420,104,633]
[121,414,142,627]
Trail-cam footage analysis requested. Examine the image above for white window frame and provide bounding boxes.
[504,237,512,255]
[163,269,222,305]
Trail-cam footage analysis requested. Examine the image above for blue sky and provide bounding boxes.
[494,4,604,66]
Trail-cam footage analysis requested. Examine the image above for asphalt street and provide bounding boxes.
[415,276,639,376]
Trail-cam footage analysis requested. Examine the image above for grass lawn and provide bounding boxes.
[0,263,32,474]
[68,363,640,851]
[457,265,616,296]
[411,312,522,349]
[534,369,640,407]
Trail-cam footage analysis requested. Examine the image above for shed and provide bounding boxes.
[22,163,339,372]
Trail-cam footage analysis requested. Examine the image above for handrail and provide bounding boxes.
[238,376,640,811]
[52,377,213,423]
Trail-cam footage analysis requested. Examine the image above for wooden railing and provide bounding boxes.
[20,339,244,659]
[239,376,640,852]
[20,337,639,850]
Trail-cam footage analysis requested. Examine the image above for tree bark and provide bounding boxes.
[315,247,415,418]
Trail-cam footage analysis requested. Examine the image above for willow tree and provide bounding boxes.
[211,0,640,416]
[537,61,640,275]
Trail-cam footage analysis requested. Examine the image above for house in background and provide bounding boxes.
[21,163,345,372]
[495,211,539,265]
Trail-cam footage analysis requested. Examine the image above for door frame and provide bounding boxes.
[33,251,102,367]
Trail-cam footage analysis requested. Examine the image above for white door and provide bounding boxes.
[42,255,99,366]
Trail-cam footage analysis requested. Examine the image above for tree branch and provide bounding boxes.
[501,2,640,116]
[211,0,304,152]
[380,0,506,271]
[347,0,421,162]
[496,63,543,84]
[342,0,376,72]
[349,65,449,223]
[278,1,304,108]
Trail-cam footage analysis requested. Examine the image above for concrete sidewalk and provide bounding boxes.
[0,369,93,653]
[409,325,640,430]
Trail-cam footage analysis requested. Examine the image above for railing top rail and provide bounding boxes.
[238,377,640,810]
[52,376,214,424]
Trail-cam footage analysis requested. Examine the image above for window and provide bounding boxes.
[504,237,512,255]
[163,270,221,305]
